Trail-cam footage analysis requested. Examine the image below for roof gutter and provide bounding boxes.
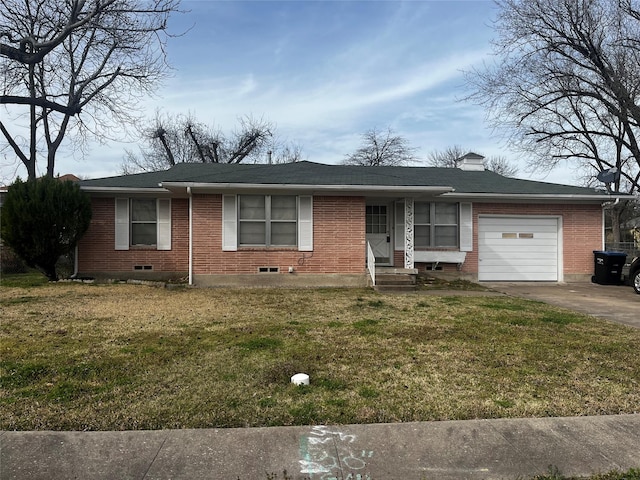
[159,182,455,195]
[441,192,633,201]
[80,186,169,194]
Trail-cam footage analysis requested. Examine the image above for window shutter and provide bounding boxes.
[115,198,129,250]
[394,201,405,250]
[298,196,313,251]
[459,202,473,252]
[157,198,171,250]
[222,195,237,251]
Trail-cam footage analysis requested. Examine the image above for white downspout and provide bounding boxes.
[188,187,193,285]
[72,245,78,278]
[601,197,620,250]
[602,206,606,250]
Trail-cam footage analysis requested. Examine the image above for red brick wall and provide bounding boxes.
[396,202,602,277]
[192,195,366,275]
[78,196,601,280]
[77,197,189,275]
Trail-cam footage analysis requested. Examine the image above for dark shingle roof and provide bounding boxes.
[80,161,606,196]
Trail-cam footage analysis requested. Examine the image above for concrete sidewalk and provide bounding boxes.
[2,415,639,480]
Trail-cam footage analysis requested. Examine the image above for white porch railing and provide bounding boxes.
[366,241,376,286]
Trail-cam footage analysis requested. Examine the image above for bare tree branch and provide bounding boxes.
[427,146,519,177]
[1,0,182,178]
[121,113,302,173]
[426,145,466,168]
[465,0,640,198]
[153,127,176,166]
[343,127,417,167]
[0,95,81,115]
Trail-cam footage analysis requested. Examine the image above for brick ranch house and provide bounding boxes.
[76,155,626,287]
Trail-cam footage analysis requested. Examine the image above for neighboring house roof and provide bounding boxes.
[79,161,628,201]
[58,174,80,182]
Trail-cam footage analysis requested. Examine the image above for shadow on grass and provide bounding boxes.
[0,270,48,287]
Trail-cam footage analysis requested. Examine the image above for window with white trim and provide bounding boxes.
[238,195,297,246]
[366,205,387,234]
[115,198,171,251]
[415,202,459,248]
[131,198,157,245]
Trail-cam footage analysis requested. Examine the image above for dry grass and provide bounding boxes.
[530,467,640,480]
[1,278,639,431]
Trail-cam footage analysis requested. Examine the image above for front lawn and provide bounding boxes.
[1,280,638,430]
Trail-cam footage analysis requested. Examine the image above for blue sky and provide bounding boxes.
[1,0,580,184]
[155,1,498,167]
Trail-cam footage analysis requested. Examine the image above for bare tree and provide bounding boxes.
[626,0,640,21]
[466,0,640,199]
[427,146,519,177]
[486,156,519,177]
[426,145,466,169]
[343,127,417,167]
[1,0,181,179]
[122,112,305,173]
[268,141,306,165]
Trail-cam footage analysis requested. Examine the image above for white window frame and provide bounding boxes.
[238,195,297,247]
[222,195,313,252]
[130,198,158,246]
[115,198,171,251]
[414,202,459,248]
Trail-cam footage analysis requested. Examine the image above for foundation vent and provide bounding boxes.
[134,265,153,271]
[258,266,279,273]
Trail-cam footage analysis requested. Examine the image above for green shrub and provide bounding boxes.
[0,177,91,281]
[0,245,27,274]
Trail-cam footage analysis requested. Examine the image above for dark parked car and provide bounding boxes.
[626,256,640,294]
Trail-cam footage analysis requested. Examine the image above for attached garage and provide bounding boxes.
[478,216,561,282]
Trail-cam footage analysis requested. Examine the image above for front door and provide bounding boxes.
[366,204,392,265]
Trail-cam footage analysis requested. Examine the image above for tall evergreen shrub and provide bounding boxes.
[0,177,92,280]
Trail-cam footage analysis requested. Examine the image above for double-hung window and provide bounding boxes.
[415,202,459,248]
[115,198,171,250]
[131,198,157,246]
[238,195,297,246]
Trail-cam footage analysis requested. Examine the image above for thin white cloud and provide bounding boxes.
[154,46,488,137]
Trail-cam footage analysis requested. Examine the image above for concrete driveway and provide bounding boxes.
[487,282,640,329]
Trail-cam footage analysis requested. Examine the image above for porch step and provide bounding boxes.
[376,267,418,275]
[376,274,416,285]
[373,269,418,292]
[375,284,417,293]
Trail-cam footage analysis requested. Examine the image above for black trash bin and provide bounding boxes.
[592,251,627,285]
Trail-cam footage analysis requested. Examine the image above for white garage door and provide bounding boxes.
[478,216,560,281]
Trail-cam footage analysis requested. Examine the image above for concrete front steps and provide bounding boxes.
[373,267,418,292]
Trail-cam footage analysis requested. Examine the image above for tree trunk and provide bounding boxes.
[25,154,36,180]
[610,204,624,245]
[29,64,37,180]
[156,129,175,166]
[39,262,58,281]
[185,124,207,162]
